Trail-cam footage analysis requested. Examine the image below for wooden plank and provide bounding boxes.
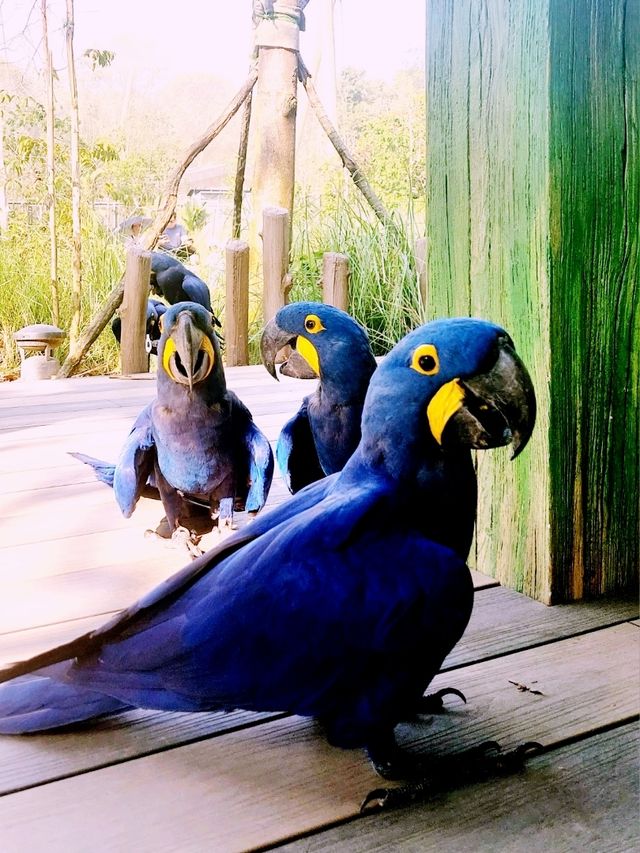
[442,587,638,670]
[0,616,635,821]
[278,722,640,852]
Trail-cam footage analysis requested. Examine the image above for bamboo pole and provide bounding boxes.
[41,0,59,325]
[58,69,258,378]
[65,0,83,356]
[262,206,292,323]
[225,240,250,366]
[120,247,151,375]
[321,252,349,311]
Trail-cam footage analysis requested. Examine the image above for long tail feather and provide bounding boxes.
[0,664,130,734]
[69,452,116,488]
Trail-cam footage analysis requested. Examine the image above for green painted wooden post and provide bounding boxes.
[426,0,638,602]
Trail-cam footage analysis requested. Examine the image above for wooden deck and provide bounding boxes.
[0,369,637,853]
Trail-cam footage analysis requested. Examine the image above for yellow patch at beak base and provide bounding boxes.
[427,379,465,444]
[296,335,320,376]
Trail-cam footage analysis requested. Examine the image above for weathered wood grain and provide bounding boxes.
[0,622,635,843]
[278,722,640,853]
[426,0,638,601]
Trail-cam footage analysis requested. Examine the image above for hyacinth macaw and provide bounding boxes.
[261,302,377,493]
[111,297,167,354]
[0,317,535,801]
[149,252,220,326]
[72,302,273,553]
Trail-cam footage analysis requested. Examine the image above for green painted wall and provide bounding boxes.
[426,0,638,602]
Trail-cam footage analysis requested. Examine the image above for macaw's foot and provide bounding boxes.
[213,498,236,536]
[414,687,467,715]
[144,524,203,559]
[362,739,543,812]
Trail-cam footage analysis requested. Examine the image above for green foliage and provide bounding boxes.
[180,201,208,233]
[337,67,426,211]
[0,210,123,377]
[84,49,116,71]
[289,186,424,356]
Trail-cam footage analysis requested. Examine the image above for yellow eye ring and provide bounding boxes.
[411,344,440,376]
[303,314,326,334]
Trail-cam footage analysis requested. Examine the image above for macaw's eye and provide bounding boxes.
[411,343,440,376]
[304,314,325,334]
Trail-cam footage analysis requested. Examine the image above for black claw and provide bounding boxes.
[417,686,467,714]
[360,779,433,813]
[361,739,544,813]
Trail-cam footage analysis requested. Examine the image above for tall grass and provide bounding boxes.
[1,187,425,376]
[0,209,123,377]
[289,188,425,355]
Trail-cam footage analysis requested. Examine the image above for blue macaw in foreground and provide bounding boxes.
[261,302,377,493]
[0,318,536,805]
[73,302,273,554]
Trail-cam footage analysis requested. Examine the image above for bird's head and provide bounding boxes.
[157,302,220,392]
[260,302,377,388]
[360,318,536,470]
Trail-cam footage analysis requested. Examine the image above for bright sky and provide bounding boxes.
[0,0,425,85]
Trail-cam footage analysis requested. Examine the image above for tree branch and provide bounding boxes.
[298,56,393,228]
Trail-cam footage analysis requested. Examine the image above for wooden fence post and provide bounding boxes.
[321,252,349,311]
[225,239,249,366]
[120,246,151,375]
[262,206,292,323]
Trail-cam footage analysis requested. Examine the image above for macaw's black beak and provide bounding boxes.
[442,337,536,459]
[163,311,215,391]
[260,318,318,380]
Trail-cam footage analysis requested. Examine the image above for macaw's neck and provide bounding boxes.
[316,343,377,406]
[349,402,478,560]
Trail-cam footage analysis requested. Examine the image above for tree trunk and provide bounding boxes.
[65,0,82,356]
[41,0,59,325]
[250,1,302,266]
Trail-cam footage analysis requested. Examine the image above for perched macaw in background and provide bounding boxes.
[149,252,221,326]
[0,316,535,806]
[261,302,378,493]
[111,297,167,354]
[72,302,274,554]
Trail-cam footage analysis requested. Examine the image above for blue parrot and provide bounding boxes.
[72,302,274,554]
[149,251,221,325]
[111,297,167,354]
[0,318,535,797]
[260,302,377,493]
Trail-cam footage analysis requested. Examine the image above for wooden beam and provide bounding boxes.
[119,247,150,375]
[321,252,349,312]
[225,240,250,366]
[426,0,638,602]
[262,206,292,323]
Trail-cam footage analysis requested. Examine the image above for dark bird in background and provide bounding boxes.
[261,302,377,493]
[111,297,167,354]
[72,302,273,554]
[149,252,220,326]
[0,317,535,805]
